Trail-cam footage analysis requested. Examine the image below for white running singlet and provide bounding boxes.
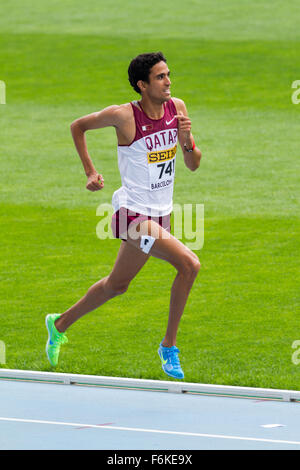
[112,99,178,217]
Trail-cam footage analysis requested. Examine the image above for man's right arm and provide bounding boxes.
[70,105,126,191]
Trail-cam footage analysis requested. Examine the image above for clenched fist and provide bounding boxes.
[175,111,192,143]
[86,172,104,192]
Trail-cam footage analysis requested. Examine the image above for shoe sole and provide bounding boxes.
[45,314,57,367]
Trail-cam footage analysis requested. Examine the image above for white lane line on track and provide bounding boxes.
[0,416,300,446]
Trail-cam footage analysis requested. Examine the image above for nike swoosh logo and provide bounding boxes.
[49,325,54,345]
[166,116,176,126]
[160,351,168,365]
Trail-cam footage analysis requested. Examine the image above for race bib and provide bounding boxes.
[147,144,177,191]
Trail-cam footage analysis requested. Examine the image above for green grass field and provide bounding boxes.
[1,0,299,389]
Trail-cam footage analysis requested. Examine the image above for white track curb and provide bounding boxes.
[0,368,300,402]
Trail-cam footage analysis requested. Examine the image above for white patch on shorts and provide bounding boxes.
[140,235,156,254]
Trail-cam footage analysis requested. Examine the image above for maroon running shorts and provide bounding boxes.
[111,207,171,241]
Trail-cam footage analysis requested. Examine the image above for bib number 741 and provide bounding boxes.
[157,159,175,179]
[149,156,176,191]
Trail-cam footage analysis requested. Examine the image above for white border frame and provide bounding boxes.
[1,368,300,402]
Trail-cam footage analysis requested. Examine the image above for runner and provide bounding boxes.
[45,52,202,379]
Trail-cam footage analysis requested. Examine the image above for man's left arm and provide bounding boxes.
[173,98,202,171]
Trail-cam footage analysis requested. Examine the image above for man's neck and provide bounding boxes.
[139,96,166,120]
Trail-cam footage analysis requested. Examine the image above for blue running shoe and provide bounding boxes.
[158,342,184,379]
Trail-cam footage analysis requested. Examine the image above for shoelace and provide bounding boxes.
[164,347,181,369]
[55,333,68,345]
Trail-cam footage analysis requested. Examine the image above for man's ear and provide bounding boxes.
[137,79,146,93]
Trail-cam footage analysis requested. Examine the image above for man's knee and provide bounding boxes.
[106,276,130,296]
[179,252,201,281]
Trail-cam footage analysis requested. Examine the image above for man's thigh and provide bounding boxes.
[126,219,199,271]
[108,239,150,287]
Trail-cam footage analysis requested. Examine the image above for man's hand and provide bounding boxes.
[175,111,193,147]
[86,172,104,192]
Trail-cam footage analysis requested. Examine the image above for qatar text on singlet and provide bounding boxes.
[112,99,178,217]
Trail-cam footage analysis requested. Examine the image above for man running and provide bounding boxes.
[46,52,202,379]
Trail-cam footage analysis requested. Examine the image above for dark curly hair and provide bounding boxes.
[128,52,167,94]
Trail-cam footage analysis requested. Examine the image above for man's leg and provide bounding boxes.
[126,219,201,347]
[54,241,149,333]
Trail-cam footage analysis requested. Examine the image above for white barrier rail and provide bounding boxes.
[0,368,300,402]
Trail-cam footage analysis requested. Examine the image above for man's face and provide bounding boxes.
[141,61,172,102]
